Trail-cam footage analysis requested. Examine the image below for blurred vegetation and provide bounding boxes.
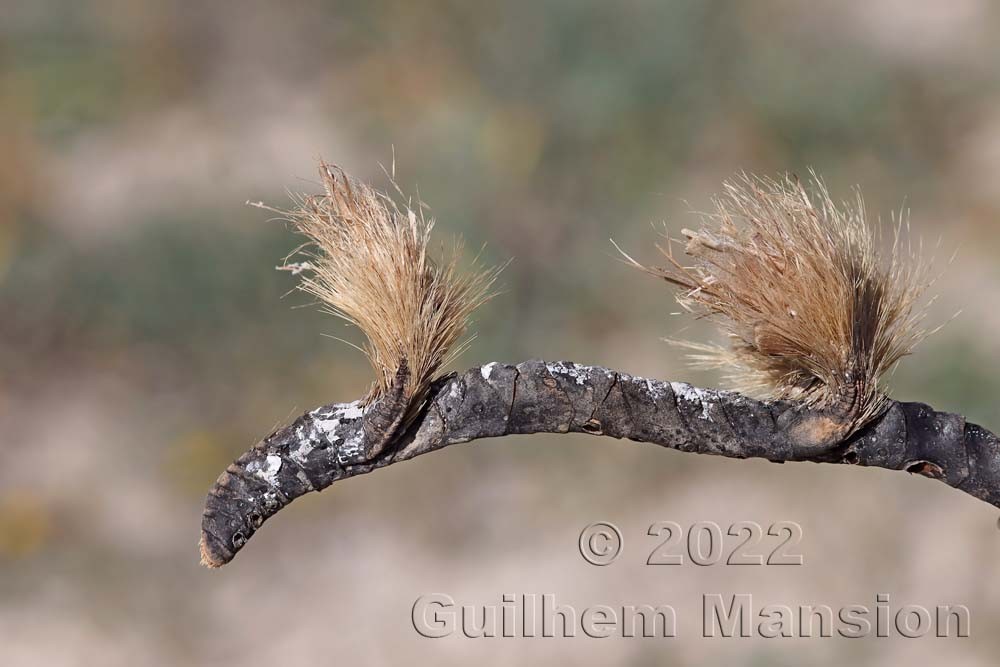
[3,1,1000,665]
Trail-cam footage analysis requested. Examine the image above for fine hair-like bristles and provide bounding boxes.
[279,162,500,410]
[618,173,936,432]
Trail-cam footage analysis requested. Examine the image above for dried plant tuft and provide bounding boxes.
[277,162,501,413]
[618,173,937,432]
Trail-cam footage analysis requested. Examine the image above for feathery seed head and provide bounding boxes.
[281,162,500,409]
[622,173,936,432]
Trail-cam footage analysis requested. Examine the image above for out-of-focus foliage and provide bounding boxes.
[2,2,1000,665]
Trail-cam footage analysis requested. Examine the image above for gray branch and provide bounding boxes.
[199,359,1000,567]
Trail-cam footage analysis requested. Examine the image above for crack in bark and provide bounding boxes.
[505,366,520,434]
[584,372,619,434]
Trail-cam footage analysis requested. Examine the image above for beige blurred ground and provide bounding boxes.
[3,1,1000,665]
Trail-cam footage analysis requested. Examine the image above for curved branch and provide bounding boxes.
[199,359,1000,567]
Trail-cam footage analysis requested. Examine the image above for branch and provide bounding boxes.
[199,360,1000,567]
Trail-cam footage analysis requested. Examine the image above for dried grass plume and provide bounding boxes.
[618,173,936,434]
[276,162,500,413]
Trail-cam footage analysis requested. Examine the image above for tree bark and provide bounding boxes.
[200,359,1000,568]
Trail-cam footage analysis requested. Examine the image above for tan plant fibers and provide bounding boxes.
[281,162,500,408]
[619,173,935,431]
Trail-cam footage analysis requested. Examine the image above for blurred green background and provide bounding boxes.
[3,1,1000,665]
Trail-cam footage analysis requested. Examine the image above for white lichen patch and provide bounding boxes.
[481,362,499,381]
[338,401,365,420]
[671,382,715,421]
[337,430,366,464]
[639,377,669,401]
[248,454,283,486]
[309,401,366,450]
[291,439,315,466]
[288,424,317,466]
[303,400,372,466]
[310,416,343,446]
[545,361,589,386]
